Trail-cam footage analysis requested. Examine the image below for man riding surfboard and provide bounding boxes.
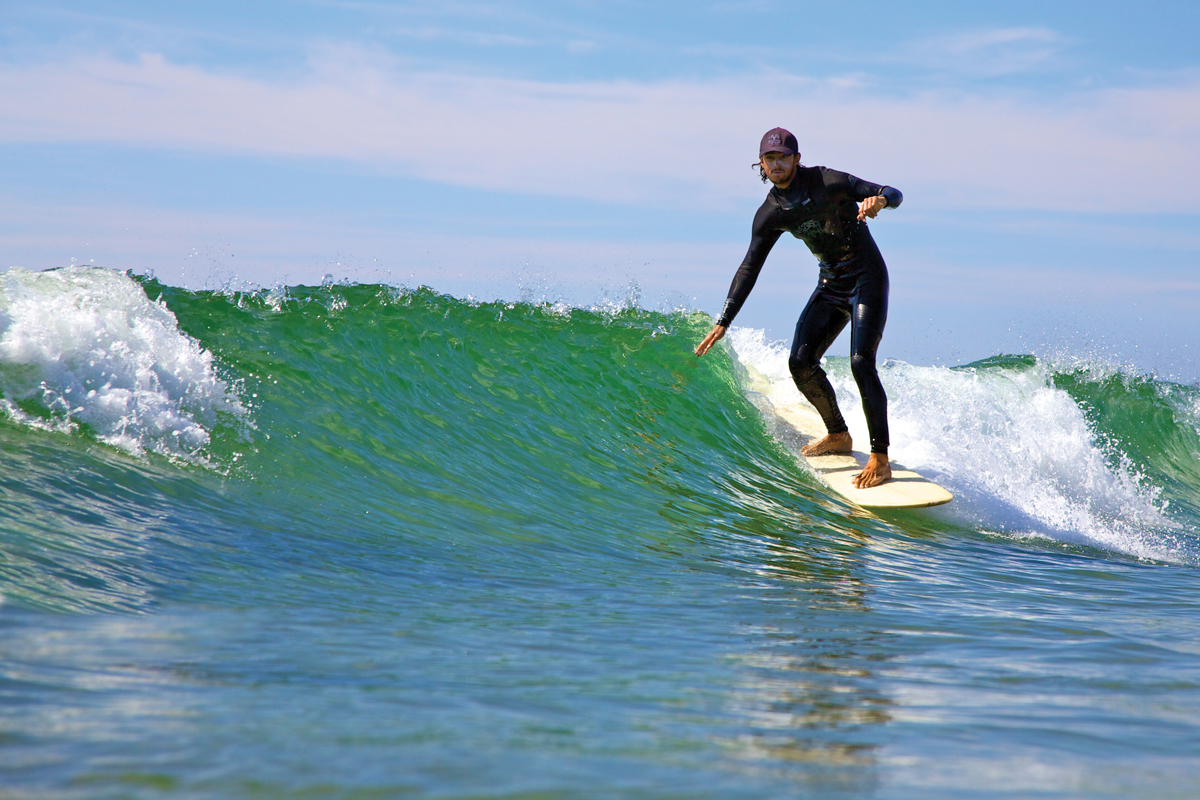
[695,127,902,489]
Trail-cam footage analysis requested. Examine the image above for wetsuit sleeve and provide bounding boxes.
[716,203,783,327]
[826,169,903,209]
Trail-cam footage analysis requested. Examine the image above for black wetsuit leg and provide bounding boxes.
[789,261,891,454]
[848,266,889,454]
[789,288,852,437]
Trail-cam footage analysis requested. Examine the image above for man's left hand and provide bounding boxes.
[857,195,888,221]
[695,324,727,357]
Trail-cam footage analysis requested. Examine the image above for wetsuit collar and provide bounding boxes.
[770,165,810,205]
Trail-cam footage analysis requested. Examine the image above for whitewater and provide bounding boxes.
[2,266,1199,799]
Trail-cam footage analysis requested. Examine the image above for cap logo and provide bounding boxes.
[767,133,781,146]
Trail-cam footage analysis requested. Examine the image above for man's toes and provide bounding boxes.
[853,470,886,489]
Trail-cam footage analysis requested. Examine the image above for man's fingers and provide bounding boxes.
[695,327,723,356]
[858,196,886,221]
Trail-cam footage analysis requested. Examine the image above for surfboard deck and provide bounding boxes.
[773,403,953,510]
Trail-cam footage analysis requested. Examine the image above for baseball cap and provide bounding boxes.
[759,127,799,157]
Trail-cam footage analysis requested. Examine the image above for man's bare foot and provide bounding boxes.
[852,453,891,489]
[801,431,853,457]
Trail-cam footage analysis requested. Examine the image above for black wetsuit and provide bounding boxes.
[716,166,903,454]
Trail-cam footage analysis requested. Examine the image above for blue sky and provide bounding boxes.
[2,1,1198,378]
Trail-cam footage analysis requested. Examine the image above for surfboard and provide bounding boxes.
[772,402,953,510]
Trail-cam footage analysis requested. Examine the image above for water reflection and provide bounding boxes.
[718,520,895,792]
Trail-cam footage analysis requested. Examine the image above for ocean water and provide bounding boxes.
[1,265,1198,799]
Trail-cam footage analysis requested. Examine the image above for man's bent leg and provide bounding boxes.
[790,289,852,454]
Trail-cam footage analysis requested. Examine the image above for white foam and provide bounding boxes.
[725,327,1191,563]
[0,266,248,461]
[1179,387,1200,441]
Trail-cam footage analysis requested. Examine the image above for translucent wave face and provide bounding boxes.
[0,266,247,461]
[725,327,1192,564]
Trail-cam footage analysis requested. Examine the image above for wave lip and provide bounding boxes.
[0,266,247,460]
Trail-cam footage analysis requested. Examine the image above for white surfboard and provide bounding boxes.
[774,402,953,510]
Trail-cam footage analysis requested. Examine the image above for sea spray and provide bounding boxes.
[0,267,248,460]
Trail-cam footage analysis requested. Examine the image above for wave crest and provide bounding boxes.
[0,266,248,461]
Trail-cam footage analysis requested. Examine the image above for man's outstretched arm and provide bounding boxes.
[695,206,781,356]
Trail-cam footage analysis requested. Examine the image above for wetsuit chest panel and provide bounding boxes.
[771,169,863,265]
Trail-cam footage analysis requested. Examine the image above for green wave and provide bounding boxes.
[1050,365,1200,520]
[1,279,874,613]
[3,275,1198,613]
[948,349,1200,520]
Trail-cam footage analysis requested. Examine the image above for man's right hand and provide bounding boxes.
[694,324,727,356]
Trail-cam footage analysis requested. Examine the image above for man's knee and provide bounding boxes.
[788,352,822,384]
[849,352,877,383]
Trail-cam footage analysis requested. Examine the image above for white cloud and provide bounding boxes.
[1,48,1198,214]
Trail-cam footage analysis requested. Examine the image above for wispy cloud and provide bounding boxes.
[392,26,538,48]
[1,47,1197,214]
[905,27,1068,78]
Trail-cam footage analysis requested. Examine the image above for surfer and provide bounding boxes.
[694,127,902,489]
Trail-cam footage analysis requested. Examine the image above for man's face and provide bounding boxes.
[760,152,799,187]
